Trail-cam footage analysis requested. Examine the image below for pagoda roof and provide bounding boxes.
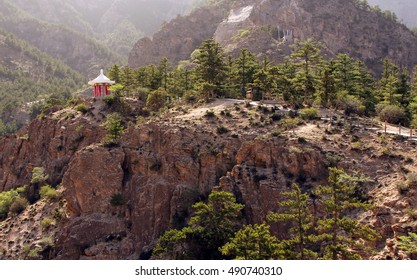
[88,69,115,85]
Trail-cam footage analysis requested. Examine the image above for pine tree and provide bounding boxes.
[159,57,171,91]
[314,168,379,260]
[220,224,281,260]
[276,59,301,107]
[236,49,258,97]
[291,38,323,105]
[268,183,317,260]
[378,59,400,105]
[107,64,122,84]
[397,68,411,109]
[318,60,337,107]
[194,38,226,95]
[153,191,244,260]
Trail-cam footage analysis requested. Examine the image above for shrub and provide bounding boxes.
[406,172,417,186]
[397,182,410,194]
[110,193,124,206]
[378,104,408,125]
[343,96,365,116]
[183,91,199,104]
[8,197,28,215]
[271,130,281,137]
[271,113,283,122]
[39,185,60,201]
[0,187,26,220]
[298,137,307,143]
[103,95,118,106]
[217,125,229,134]
[204,110,216,118]
[31,167,49,184]
[300,108,319,120]
[147,88,167,111]
[398,232,417,255]
[75,103,89,114]
[40,217,55,231]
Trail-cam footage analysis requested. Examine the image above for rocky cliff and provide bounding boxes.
[1,98,417,259]
[129,0,417,73]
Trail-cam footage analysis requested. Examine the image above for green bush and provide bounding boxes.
[147,88,167,111]
[103,95,118,106]
[300,108,319,120]
[101,113,124,147]
[183,91,199,104]
[217,125,229,134]
[343,96,365,116]
[9,197,28,215]
[40,217,55,231]
[39,185,60,201]
[0,187,26,219]
[110,193,124,206]
[75,103,89,114]
[31,167,49,184]
[205,110,216,118]
[378,104,408,125]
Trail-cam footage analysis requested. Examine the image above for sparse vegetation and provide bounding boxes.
[300,108,319,121]
[0,187,26,220]
[101,113,124,147]
[217,125,229,134]
[110,193,124,206]
[31,167,49,184]
[39,185,60,201]
[40,217,55,231]
[75,103,89,114]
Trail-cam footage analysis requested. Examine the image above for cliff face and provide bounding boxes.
[129,0,417,72]
[128,4,226,67]
[0,99,328,259]
[2,98,417,259]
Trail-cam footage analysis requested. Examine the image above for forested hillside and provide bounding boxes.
[0,0,124,76]
[0,28,85,136]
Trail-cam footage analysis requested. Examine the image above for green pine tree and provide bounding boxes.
[314,168,379,260]
[220,224,281,260]
[268,183,317,260]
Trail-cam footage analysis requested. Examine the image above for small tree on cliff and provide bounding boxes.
[314,168,379,260]
[101,113,124,147]
[267,183,317,260]
[152,190,244,260]
[220,223,281,260]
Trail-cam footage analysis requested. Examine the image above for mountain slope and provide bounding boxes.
[0,28,85,132]
[0,0,124,76]
[8,0,197,57]
[128,0,417,73]
[368,0,417,28]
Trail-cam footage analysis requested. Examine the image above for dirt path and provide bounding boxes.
[175,99,244,120]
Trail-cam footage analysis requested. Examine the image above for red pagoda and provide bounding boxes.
[88,69,115,97]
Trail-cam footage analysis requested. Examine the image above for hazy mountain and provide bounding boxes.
[368,0,417,28]
[7,0,198,56]
[129,0,417,73]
